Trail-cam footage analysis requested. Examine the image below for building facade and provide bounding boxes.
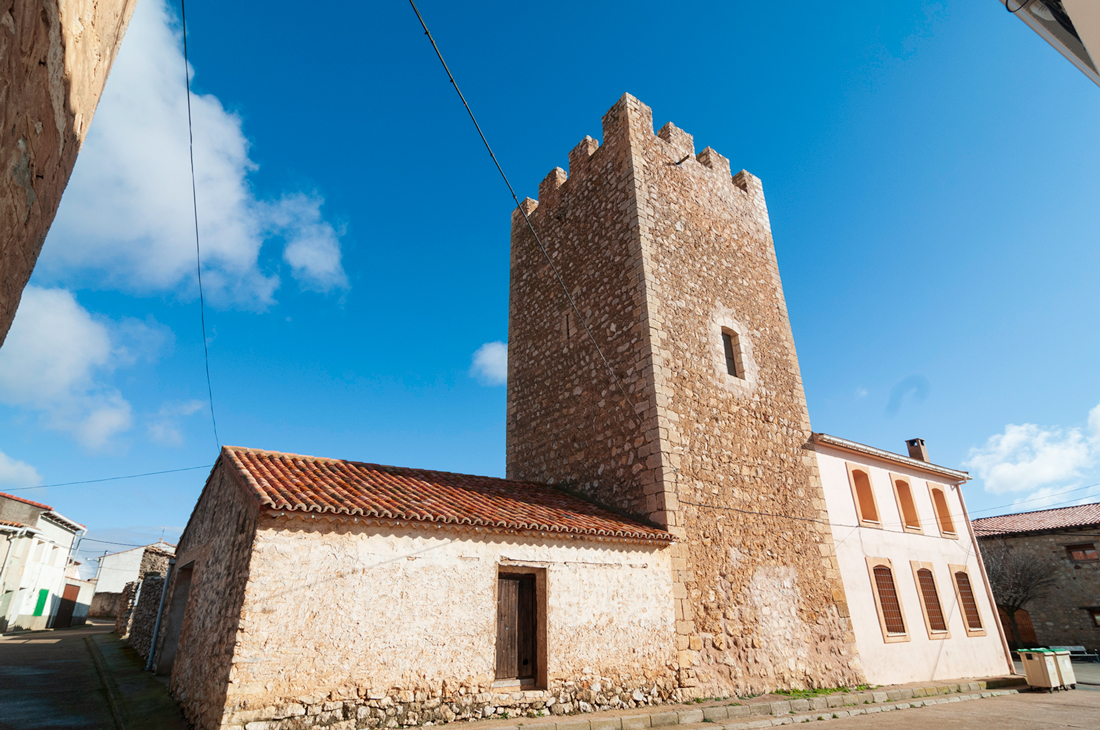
[0,491,85,630]
[812,435,1012,684]
[90,540,174,617]
[973,504,1100,651]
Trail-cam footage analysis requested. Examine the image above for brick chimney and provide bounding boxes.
[906,438,929,462]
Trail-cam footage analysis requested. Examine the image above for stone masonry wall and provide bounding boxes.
[89,590,121,618]
[979,530,1100,652]
[114,580,138,636]
[1,0,136,345]
[128,574,165,661]
[507,94,861,696]
[158,456,260,730]
[219,519,678,730]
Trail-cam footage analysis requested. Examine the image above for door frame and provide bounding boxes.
[494,564,547,689]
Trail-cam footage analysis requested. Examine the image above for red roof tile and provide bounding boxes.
[0,519,28,530]
[222,446,672,544]
[972,503,1100,537]
[0,491,51,511]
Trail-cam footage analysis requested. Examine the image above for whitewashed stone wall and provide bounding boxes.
[220,517,677,729]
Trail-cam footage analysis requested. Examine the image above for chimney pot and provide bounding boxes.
[906,438,929,462]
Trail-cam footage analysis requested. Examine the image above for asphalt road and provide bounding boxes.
[0,622,117,730]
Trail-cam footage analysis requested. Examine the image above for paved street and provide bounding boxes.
[778,686,1100,730]
[0,620,186,730]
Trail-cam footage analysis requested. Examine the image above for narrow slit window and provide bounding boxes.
[849,466,879,526]
[893,477,921,531]
[562,311,574,341]
[873,565,906,636]
[930,486,956,536]
[954,570,984,632]
[917,567,948,634]
[722,331,742,378]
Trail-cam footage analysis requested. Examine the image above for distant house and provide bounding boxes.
[973,504,1100,651]
[90,540,175,617]
[0,491,85,630]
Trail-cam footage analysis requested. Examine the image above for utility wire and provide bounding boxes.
[180,0,219,449]
[1,466,213,492]
[406,0,643,425]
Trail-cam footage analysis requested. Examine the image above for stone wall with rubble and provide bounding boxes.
[506,94,861,697]
[218,518,678,730]
[127,574,165,660]
[157,458,261,730]
[979,529,1100,652]
[114,580,138,636]
[1,0,136,345]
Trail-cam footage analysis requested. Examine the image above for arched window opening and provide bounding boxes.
[931,487,956,536]
[893,477,921,531]
[873,565,906,636]
[954,570,983,631]
[851,469,879,525]
[917,567,948,634]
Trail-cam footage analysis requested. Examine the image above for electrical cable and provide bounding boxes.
[1,465,213,492]
[406,0,643,425]
[180,0,220,449]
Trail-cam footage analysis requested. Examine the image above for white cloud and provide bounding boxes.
[147,399,206,446]
[0,450,42,489]
[965,402,1100,495]
[470,341,507,386]
[0,287,171,450]
[37,0,346,306]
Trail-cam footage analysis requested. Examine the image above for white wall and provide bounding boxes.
[95,546,145,593]
[226,520,677,708]
[816,445,1012,685]
[7,520,77,629]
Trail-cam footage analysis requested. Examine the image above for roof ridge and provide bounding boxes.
[0,490,52,511]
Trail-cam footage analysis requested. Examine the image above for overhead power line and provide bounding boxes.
[180,0,220,449]
[406,0,643,426]
[2,465,212,492]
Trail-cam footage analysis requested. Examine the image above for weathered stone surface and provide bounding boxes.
[127,574,165,660]
[506,93,861,696]
[0,0,136,345]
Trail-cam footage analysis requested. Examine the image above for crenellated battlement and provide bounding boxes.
[528,94,760,216]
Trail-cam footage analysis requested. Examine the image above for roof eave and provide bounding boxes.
[811,433,970,482]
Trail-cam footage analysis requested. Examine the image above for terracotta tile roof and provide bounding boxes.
[0,491,51,511]
[0,519,28,530]
[222,446,672,544]
[972,503,1100,537]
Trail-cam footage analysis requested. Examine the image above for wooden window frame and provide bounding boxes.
[927,483,958,539]
[866,557,910,644]
[890,473,923,534]
[948,564,986,637]
[911,561,951,640]
[721,328,745,379]
[847,463,882,528]
[1066,543,1099,562]
[494,565,547,689]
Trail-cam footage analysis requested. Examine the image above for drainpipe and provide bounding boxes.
[956,479,1017,674]
[145,558,175,672]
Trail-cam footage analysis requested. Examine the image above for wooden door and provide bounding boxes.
[496,574,536,680]
[52,584,80,629]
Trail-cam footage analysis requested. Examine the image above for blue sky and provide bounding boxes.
[1,0,1098,573]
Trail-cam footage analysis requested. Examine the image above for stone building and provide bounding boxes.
[155,446,677,730]
[90,540,174,617]
[151,94,1014,729]
[972,504,1100,651]
[813,435,1012,684]
[1,0,137,346]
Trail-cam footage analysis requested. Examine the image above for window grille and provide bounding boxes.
[954,571,983,630]
[917,568,947,632]
[873,565,906,635]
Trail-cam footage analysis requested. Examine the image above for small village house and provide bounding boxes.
[972,504,1100,652]
[89,540,175,617]
[0,491,86,630]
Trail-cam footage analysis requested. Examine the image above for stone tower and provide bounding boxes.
[507,94,862,694]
